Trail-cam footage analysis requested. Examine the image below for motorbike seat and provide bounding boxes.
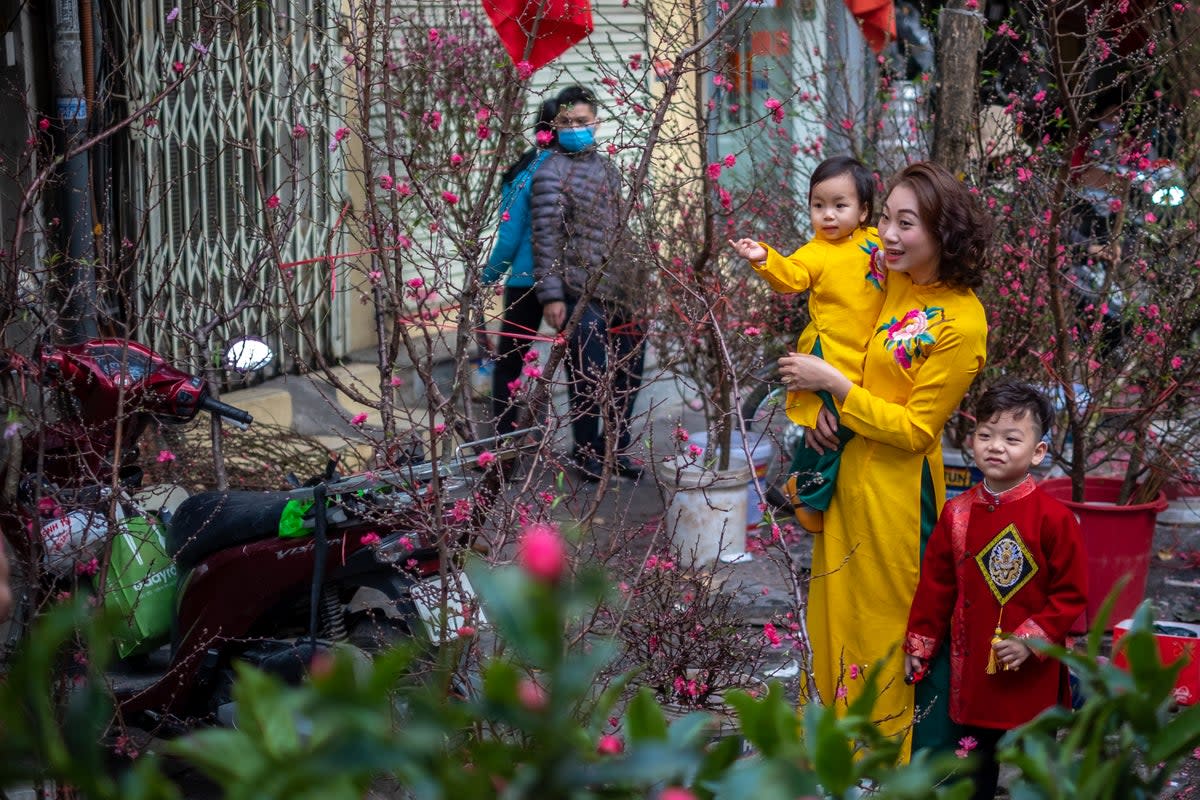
[168,490,294,570]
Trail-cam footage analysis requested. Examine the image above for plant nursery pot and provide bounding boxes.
[1040,477,1168,633]
[656,455,753,565]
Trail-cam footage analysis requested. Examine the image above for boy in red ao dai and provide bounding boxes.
[903,382,1087,799]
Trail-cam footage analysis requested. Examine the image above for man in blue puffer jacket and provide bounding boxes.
[483,99,558,436]
[530,85,647,483]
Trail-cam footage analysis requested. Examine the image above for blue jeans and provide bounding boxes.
[564,301,646,459]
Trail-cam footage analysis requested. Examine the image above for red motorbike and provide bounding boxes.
[0,338,503,733]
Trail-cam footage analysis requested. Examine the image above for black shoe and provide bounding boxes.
[614,455,644,480]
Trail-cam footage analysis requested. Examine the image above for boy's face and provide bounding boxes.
[971,409,1048,493]
[809,173,868,243]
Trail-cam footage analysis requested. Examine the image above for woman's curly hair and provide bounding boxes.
[887,162,993,290]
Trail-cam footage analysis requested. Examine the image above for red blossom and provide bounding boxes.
[516,522,567,583]
[596,734,624,755]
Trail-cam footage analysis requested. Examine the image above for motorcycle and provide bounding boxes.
[0,337,511,734]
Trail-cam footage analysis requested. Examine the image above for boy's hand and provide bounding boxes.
[992,636,1033,670]
[729,238,767,263]
[904,654,928,684]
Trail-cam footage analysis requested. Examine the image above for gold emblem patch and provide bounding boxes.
[975,523,1039,605]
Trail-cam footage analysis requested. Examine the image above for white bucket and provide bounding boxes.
[689,431,777,528]
[655,455,752,565]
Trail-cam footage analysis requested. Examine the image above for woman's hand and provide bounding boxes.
[728,238,767,263]
[778,353,852,399]
[805,406,841,454]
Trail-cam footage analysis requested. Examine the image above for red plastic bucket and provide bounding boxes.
[1040,477,1167,632]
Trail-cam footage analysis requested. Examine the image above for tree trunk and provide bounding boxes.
[931,2,985,175]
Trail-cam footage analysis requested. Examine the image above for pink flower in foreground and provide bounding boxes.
[517,522,567,583]
[292,123,307,138]
[457,625,476,638]
[723,154,736,168]
[835,685,848,699]
[476,451,496,468]
[516,60,534,79]
[407,276,424,288]
[596,734,624,755]
[266,194,280,209]
[743,326,760,336]
[166,6,180,23]
[848,664,860,680]
[38,118,49,131]
[674,427,689,442]
[518,678,547,710]
[334,127,350,142]
[350,412,368,426]
[450,153,464,166]
[707,163,722,181]
[688,443,703,457]
[535,130,553,146]
[763,621,782,647]
[379,174,394,190]
[433,422,446,435]
[76,558,99,577]
[172,61,185,73]
[955,735,979,758]
[442,191,459,205]
[660,788,697,800]
[360,532,381,546]
[157,450,176,463]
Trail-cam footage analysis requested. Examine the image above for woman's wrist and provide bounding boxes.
[828,372,852,402]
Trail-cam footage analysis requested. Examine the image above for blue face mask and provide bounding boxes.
[558,126,595,152]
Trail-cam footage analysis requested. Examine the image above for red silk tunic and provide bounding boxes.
[904,477,1088,729]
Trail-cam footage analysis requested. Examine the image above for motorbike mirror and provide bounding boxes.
[225,337,274,373]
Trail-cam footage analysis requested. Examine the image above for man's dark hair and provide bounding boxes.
[554,84,598,115]
[809,155,876,223]
[976,381,1054,439]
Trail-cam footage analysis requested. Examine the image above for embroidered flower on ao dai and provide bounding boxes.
[878,306,943,369]
[861,240,886,291]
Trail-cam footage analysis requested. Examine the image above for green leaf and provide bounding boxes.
[626,687,669,741]
[1147,702,1200,764]
[806,704,854,795]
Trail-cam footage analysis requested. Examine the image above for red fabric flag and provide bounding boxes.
[482,0,594,71]
[843,0,896,53]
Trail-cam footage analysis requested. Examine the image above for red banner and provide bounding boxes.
[482,0,594,71]
[843,0,896,53]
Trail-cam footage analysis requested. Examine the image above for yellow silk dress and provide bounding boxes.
[804,271,987,761]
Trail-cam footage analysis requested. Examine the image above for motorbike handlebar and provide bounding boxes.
[201,395,254,427]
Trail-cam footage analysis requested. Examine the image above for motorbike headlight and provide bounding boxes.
[1152,185,1185,207]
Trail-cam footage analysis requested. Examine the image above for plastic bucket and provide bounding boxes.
[690,431,777,528]
[655,455,752,565]
[1040,477,1167,632]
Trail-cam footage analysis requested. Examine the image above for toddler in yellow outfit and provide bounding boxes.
[730,156,885,531]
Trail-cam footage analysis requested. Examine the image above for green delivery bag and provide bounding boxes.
[105,517,177,657]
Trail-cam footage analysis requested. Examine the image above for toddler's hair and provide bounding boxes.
[809,155,875,225]
[976,381,1054,440]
